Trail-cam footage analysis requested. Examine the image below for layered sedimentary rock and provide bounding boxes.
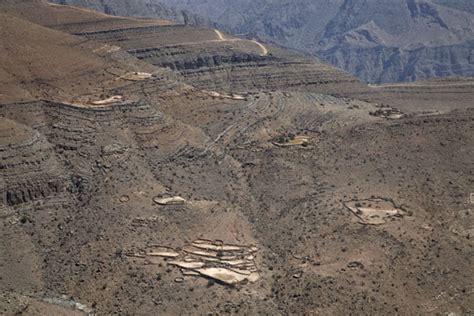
[55,0,474,83]
[1,1,474,315]
[63,24,365,94]
[0,118,67,206]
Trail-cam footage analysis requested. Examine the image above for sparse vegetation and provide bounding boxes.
[0,1,473,315]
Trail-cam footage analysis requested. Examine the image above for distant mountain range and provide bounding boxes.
[50,0,474,83]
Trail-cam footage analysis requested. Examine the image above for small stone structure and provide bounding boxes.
[344,198,406,225]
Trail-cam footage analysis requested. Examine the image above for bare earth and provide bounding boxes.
[0,1,473,315]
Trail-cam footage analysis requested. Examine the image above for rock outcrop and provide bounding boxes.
[0,118,67,206]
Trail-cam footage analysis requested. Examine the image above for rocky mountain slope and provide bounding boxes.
[51,0,474,83]
[1,1,474,315]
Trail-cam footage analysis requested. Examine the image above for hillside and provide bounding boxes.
[1,1,473,315]
[0,11,152,104]
[52,0,474,83]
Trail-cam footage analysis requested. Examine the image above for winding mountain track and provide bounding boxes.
[250,40,268,56]
[214,29,268,56]
[214,29,225,41]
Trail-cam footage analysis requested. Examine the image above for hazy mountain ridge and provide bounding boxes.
[316,0,474,82]
[433,0,474,14]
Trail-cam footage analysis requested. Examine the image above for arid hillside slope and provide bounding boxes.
[1,1,473,315]
[52,0,474,83]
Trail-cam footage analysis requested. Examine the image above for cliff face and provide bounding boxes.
[319,39,474,83]
[53,0,474,83]
[315,0,474,82]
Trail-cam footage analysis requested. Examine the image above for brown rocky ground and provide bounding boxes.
[1,1,473,315]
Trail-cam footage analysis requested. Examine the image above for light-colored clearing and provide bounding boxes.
[153,196,186,205]
[169,261,206,269]
[203,90,246,100]
[91,95,123,105]
[195,267,256,284]
[120,72,152,81]
[345,199,405,225]
[191,241,243,252]
[147,251,180,258]
[274,135,310,147]
[287,136,310,146]
[133,239,260,285]
[93,45,121,54]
